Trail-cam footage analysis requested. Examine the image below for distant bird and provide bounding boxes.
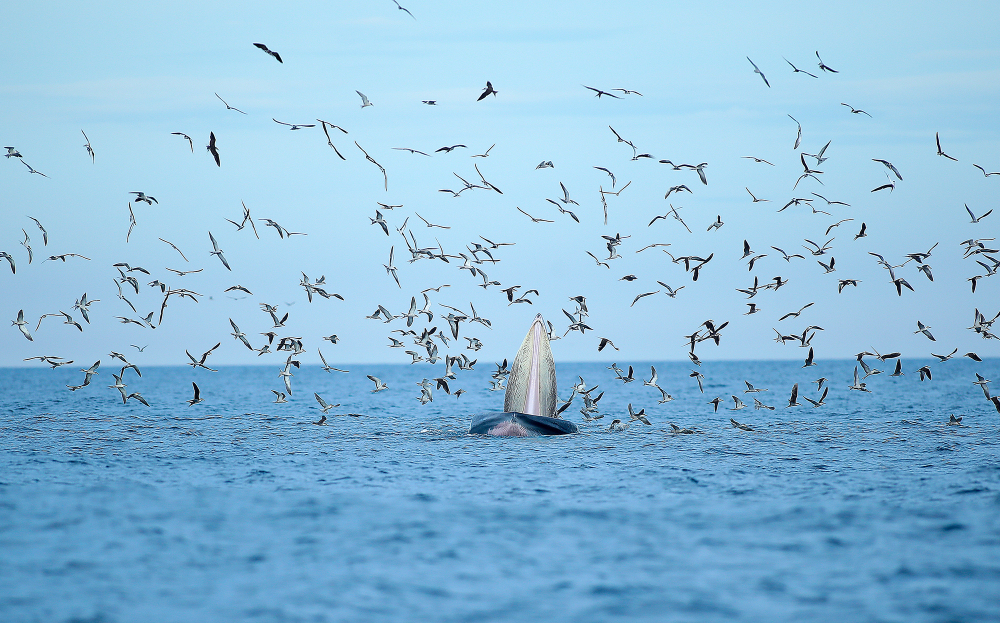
[597,337,619,352]
[273,118,315,130]
[782,57,818,78]
[935,132,958,161]
[583,85,621,98]
[21,160,49,177]
[536,160,554,169]
[187,382,203,406]
[206,132,220,167]
[472,144,495,158]
[368,375,388,392]
[854,222,867,239]
[972,164,999,177]
[81,130,94,162]
[873,159,902,180]
[435,144,466,153]
[788,115,802,149]
[171,132,193,152]
[253,43,282,63]
[841,103,871,117]
[392,0,415,19]
[208,232,231,271]
[4,146,22,158]
[815,51,838,73]
[214,93,247,114]
[917,366,932,381]
[746,57,770,87]
[803,387,829,408]
[518,207,554,223]
[965,204,993,223]
[130,191,157,205]
[477,81,497,101]
[12,309,32,341]
[186,342,221,371]
[314,393,339,414]
[787,383,800,407]
[931,348,958,362]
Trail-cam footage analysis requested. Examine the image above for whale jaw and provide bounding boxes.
[504,314,556,418]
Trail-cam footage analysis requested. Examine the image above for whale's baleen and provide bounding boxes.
[469,314,578,436]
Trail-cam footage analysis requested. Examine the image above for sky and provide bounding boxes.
[2,0,999,369]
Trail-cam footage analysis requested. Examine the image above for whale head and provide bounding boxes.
[504,314,557,417]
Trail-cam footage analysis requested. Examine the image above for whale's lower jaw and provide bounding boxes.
[487,420,532,437]
[470,412,579,436]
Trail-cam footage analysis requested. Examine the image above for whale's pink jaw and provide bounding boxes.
[488,421,531,437]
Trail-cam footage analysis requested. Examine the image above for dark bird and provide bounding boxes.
[935,132,958,161]
[597,337,619,352]
[187,382,203,405]
[841,103,871,117]
[253,43,282,63]
[583,85,621,98]
[477,81,497,101]
[783,57,818,78]
[206,132,220,167]
[815,51,838,73]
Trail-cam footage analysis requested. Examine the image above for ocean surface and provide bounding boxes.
[2,359,998,623]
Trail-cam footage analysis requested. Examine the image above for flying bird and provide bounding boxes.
[206,132,220,167]
[273,118,315,130]
[392,0,415,19]
[746,57,770,87]
[841,103,871,117]
[477,81,497,101]
[583,85,621,98]
[214,93,247,114]
[782,57,818,78]
[208,231,231,271]
[171,132,193,152]
[253,43,282,63]
[935,132,958,161]
[815,51,838,73]
[81,130,94,162]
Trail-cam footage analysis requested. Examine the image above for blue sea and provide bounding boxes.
[2,359,998,622]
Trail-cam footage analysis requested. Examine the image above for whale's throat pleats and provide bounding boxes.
[504,315,557,417]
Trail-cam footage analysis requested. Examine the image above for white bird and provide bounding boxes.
[12,309,33,341]
[368,375,388,392]
[208,231,231,271]
[356,91,373,108]
[915,321,936,341]
[314,393,339,414]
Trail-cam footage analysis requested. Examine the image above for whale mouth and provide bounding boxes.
[487,420,533,437]
[504,313,556,418]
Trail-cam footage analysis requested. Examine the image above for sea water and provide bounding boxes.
[2,359,998,622]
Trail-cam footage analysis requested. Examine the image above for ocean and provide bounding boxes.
[2,359,998,622]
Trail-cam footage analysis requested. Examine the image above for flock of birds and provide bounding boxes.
[6,34,1000,434]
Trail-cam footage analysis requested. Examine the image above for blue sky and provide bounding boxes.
[3,1,998,368]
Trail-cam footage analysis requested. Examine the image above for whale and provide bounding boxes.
[469,314,578,436]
